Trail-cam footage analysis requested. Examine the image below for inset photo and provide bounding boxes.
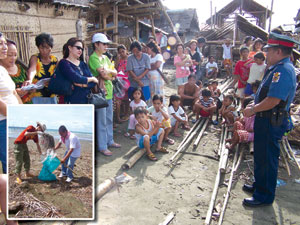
[7,105,94,220]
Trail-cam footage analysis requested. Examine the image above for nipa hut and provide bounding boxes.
[0,0,90,64]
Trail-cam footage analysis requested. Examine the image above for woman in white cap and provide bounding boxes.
[88,33,121,156]
[0,32,22,174]
[13,122,45,183]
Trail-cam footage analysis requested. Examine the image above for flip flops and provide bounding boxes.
[147,153,158,161]
[165,138,175,145]
[156,147,169,153]
[100,149,112,156]
[109,143,121,148]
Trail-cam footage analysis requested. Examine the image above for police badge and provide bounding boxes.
[272,72,281,83]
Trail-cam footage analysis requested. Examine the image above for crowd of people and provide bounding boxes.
[0,28,299,213]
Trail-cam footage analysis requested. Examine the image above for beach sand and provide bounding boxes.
[7,137,94,219]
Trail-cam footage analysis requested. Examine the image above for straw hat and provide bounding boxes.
[36,122,46,132]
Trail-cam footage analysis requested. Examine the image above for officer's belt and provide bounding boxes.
[256,110,288,118]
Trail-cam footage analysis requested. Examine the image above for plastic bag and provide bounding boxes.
[113,72,130,99]
[38,154,61,181]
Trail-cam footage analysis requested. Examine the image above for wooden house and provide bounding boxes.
[154,8,200,43]
[0,0,90,64]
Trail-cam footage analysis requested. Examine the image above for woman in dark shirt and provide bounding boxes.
[57,38,98,104]
[189,40,201,80]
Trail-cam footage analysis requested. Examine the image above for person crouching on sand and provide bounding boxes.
[54,125,80,183]
[134,107,168,161]
[14,122,45,184]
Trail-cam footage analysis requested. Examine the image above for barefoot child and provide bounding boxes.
[148,95,175,145]
[124,88,147,139]
[193,89,217,122]
[14,122,46,184]
[219,94,237,125]
[135,107,167,161]
[168,94,190,137]
[226,97,254,150]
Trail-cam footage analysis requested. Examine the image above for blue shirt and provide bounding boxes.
[255,57,296,111]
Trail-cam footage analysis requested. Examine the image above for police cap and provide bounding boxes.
[264,32,300,49]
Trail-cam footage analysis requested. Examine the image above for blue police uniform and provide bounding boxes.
[253,57,296,203]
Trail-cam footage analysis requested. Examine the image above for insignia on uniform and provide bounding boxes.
[272,72,281,83]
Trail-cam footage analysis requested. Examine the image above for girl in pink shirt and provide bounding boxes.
[174,44,192,90]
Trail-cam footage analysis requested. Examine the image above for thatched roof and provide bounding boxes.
[206,0,272,25]
[154,8,200,34]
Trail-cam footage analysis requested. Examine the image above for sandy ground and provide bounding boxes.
[14,65,300,225]
[82,66,300,225]
[7,137,94,220]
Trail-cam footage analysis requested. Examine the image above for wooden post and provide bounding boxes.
[96,178,116,201]
[210,0,213,29]
[157,0,182,44]
[150,14,156,39]
[122,149,146,170]
[268,0,274,32]
[113,5,119,43]
[135,17,139,40]
[103,14,108,34]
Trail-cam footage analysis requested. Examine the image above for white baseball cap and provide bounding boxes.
[92,33,111,44]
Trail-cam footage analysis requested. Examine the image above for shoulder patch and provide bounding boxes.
[272,72,281,83]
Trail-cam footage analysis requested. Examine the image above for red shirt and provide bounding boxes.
[14,125,38,144]
[234,59,252,88]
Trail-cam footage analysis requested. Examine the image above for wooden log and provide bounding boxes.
[178,118,202,149]
[218,147,242,225]
[220,130,231,173]
[122,149,146,170]
[158,212,175,225]
[113,5,119,43]
[218,125,225,157]
[135,17,139,40]
[150,14,156,38]
[96,178,116,201]
[170,120,204,162]
[193,118,209,148]
[285,138,300,171]
[280,145,291,176]
[119,2,156,12]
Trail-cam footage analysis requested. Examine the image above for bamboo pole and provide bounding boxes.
[218,126,225,157]
[122,149,146,170]
[285,138,300,171]
[178,118,202,149]
[193,118,209,148]
[150,14,156,39]
[280,145,291,176]
[96,178,116,201]
[157,0,182,44]
[282,138,293,161]
[169,120,204,163]
[158,212,175,225]
[218,147,242,225]
[220,131,231,173]
[113,5,119,43]
[135,17,139,40]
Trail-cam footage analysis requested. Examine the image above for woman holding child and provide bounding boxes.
[174,44,192,90]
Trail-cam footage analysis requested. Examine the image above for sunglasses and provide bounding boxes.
[74,45,84,51]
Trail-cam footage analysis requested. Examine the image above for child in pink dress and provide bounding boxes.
[226,97,255,150]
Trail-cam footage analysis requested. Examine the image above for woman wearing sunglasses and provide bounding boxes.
[56,37,98,104]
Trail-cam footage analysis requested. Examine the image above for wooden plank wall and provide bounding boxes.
[0,1,87,64]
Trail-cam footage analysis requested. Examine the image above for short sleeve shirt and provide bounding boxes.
[88,52,114,100]
[59,132,81,158]
[126,53,151,87]
[190,52,201,72]
[222,44,232,59]
[206,62,218,72]
[148,54,164,77]
[14,125,38,144]
[174,55,190,78]
[255,57,296,111]
[129,100,147,112]
[247,63,266,83]
[168,105,185,120]
[148,106,168,122]
[234,59,252,88]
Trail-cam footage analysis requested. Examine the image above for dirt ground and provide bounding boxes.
[82,66,300,225]
[7,138,93,220]
[14,65,300,225]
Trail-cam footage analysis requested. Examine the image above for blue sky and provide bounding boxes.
[163,0,300,30]
[8,105,94,133]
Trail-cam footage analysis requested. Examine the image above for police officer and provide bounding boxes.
[243,32,298,207]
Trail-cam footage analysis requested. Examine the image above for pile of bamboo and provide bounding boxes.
[281,137,300,176]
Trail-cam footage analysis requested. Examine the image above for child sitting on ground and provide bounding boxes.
[205,56,218,79]
[135,107,168,161]
[124,88,147,139]
[148,95,175,145]
[219,94,237,126]
[168,94,190,137]
[209,81,222,121]
[225,97,255,150]
[250,80,260,98]
[193,89,217,123]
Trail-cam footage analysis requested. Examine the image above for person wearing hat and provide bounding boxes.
[88,33,121,156]
[14,122,45,183]
[243,32,298,207]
